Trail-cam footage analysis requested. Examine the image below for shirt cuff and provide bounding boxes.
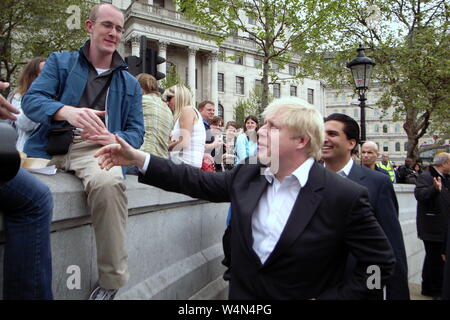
[139,153,151,174]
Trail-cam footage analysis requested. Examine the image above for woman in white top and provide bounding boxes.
[164,84,206,168]
[11,57,46,152]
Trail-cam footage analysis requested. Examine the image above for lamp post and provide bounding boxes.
[347,44,376,143]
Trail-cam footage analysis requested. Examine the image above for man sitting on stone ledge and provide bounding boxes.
[94,97,396,300]
[21,4,144,300]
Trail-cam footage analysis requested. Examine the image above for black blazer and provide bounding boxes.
[347,163,410,300]
[415,166,450,242]
[139,156,396,299]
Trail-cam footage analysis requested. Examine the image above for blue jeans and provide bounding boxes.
[0,169,53,299]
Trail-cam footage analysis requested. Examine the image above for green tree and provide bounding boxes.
[0,0,90,95]
[177,0,345,118]
[319,0,450,160]
[233,85,273,126]
[160,63,185,89]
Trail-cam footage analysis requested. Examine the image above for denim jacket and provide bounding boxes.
[21,42,144,159]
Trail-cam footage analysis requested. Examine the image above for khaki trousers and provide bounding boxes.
[50,139,129,289]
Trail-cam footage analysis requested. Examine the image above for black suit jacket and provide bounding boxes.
[139,156,396,299]
[347,163,410,300]
[415,166,450,242]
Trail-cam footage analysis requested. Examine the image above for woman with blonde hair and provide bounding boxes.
[163,84,205,168]
[11,57,46,151]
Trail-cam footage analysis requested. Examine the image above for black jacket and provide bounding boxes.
[139,156,396,299]
[414,166,450,242]
[347,164,409,300]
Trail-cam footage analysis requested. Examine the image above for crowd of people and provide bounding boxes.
[1,2,449,301]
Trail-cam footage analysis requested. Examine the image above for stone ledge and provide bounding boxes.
[0,172,204,234]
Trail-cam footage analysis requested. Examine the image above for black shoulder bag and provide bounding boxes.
[46,73,113,156]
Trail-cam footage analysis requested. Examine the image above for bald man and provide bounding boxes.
[361,141,390,178]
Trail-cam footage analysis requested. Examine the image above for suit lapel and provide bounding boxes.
[264,162,325,266]
[348,163,365,184]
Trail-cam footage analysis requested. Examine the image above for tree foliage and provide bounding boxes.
[0,0,90,95]
[233,85,273,126]
[177,0,345,117]
[318,0,450,160]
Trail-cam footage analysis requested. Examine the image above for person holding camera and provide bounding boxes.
[1,81,53,300]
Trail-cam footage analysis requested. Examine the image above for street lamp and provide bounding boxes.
[347,44,376,143]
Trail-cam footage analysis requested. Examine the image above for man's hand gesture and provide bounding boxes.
[433,176,442,192]
[55,106,106,135]
[95,134,146,170]
[0,82,20,121]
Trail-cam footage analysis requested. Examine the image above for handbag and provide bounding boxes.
[45,72,113,156]
[45,125,75,155]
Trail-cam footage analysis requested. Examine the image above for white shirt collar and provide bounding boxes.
[263,157,315,188]
[340,158,354,176]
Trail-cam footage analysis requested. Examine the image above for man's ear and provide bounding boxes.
[85,20,94,33]
[296,135,310,151]
[348,139,357,152]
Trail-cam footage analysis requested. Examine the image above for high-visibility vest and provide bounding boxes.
[378,162,395,183]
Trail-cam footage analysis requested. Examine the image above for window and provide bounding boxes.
[153,0,164,7]
[383,142,389,152]
[248,16,256,25]
[218,104,224,119]
[218,73,224,92]
[353,108,359,118]
[395,142,400,152]
[273,83,281,98]
[404,142,408,152]
[255,79,262,89]
[290,85,297,97]
[254,58,262,68]
[236,76,244,95]
[235,53,243,65]
[374,124,379,133]
[383,124,388,133]
[307,88,314,104]
[395,123,401,133]
[272,62,279,72]
[374,109,380,117]
[289,65,296,76]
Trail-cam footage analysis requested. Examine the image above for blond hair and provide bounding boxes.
[262,97,324,160]
[162,84,192,121]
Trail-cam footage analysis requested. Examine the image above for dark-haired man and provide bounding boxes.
[322,113,409,300]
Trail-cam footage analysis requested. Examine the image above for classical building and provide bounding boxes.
[105,0,325,123]
[324,85,439,163]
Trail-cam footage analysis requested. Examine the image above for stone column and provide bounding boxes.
[130,36,140,57]
[188,47,198,104]
[209,51,219,112]
[158,40,169,76]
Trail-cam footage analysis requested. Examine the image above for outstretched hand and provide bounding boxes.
[94,134,146,170]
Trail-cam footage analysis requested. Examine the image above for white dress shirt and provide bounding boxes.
[251,157,315,264]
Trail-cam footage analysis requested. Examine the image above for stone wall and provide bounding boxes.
[0,172,229,300]
[0,172,423,299]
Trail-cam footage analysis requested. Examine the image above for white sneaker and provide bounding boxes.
[89,286,118,300]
